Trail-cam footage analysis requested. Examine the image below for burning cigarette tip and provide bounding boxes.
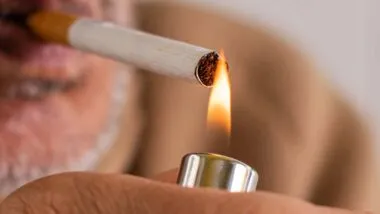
[196,51,229,87]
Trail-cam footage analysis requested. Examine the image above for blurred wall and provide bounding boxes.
[139,0,380,145]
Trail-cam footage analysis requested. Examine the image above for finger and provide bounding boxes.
[0,172,359,214]
[150,168,179,183]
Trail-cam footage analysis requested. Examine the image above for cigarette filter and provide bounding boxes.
[27,11,221,87]
[177,153,259,192]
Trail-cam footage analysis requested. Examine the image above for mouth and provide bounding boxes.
[0,0,129,198]
[0,0,94,99]
[0,0,43,56]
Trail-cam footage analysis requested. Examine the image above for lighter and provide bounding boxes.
[177,152,259,192]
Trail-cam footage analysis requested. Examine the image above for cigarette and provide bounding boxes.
[176,153,259,192]
[26,11,222,87]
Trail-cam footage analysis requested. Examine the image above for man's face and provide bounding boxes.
[0,0,132,196]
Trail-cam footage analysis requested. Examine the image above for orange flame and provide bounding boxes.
[207,51,231,134]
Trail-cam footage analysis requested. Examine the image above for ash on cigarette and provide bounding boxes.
[196,51,229,87]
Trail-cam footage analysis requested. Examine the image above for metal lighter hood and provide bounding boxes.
[177,153,259,192]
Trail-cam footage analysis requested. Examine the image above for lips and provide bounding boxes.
[0,0,125,197]
[0,0,96,99]
[0,0,44,58]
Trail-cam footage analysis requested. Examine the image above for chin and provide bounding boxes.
[0,66,130,197]
[0,0,136,197]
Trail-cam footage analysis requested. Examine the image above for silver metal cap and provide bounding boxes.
[177,153,259,192]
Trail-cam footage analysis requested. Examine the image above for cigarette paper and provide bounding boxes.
[27,11,222,87]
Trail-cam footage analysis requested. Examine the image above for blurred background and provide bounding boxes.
[141,0,380,149]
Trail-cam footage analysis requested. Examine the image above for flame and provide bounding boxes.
[207,50,231,134]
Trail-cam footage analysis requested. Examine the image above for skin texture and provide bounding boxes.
[0,0,137,196]
[0,171,365,214]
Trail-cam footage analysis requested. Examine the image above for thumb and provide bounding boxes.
[0,172,359,214]
[150,168,179,183]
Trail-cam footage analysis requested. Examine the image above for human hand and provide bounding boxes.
[0,170,364,214]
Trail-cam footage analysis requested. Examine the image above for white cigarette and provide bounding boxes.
[26,11,222,87]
